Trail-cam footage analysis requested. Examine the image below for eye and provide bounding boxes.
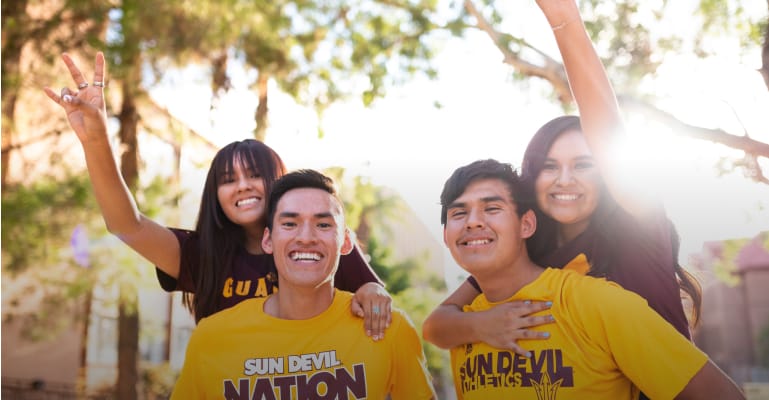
[542,162,558,171]
[219,174,235,184]
[575,161,594,169]
[449,210,467,219]
[485,206,502,213]
[249,170,262,179]
[317,222,333,229]
[281,221,297,228]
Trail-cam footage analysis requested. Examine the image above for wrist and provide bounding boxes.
[551,16,581,31]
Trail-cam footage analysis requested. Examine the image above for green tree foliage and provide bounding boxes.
[464,0,769,181]
[1,174,95,274]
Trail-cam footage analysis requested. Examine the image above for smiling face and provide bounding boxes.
[534,130,601,236]
[262,187,352,291]
[443,178,535,278]
[217,156,267,228]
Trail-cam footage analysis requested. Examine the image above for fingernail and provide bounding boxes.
[525,351,532,358]
[542,332,550,338]
[549,315,556,321]
[63,95,73,103]
[524,300,531,305]
[366,330,372,337]
[545,301,553,307]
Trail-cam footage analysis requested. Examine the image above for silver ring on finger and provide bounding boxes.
[93,81,105,87]
[78,82,88,89]
[372,305,381,315]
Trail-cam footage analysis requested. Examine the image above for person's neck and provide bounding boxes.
[265,282,335,320]
[243,223,265,255]
[557,219,591,246]
[474,256,544,303]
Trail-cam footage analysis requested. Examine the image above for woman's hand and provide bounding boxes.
[475,300,555,357]
[351,282,393,341]
[43,52,108,144]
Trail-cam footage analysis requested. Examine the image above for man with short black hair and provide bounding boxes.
[172,169,435,400]
[439,159,743,399]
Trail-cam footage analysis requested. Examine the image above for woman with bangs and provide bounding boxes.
[423,0,701,368]
[45,54,392,338]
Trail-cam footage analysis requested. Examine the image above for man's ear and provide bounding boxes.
[261,227,274,254]
[340,227,354,255]
[520,209,537,239]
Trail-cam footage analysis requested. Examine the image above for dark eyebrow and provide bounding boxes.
[481,195,506,203]
[448,195,508,210]
[277,211,335,219]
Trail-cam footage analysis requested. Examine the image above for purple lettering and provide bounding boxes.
[273,376,296,400]
[550,349,573,386]
[497,351,512,375]
[223,378,250,400]
[333,364,366,398]
[250,377,277,400]
[478,352,494,376]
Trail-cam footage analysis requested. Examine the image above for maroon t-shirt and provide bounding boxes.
[468,206,691,339]
[156,228,382,313]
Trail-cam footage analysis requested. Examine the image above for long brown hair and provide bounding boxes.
[184,139,286,322]
[521,116,702,326]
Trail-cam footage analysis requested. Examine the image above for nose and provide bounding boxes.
[296,222,317,244]
[556,166,574,185]
[465,207,485,229]
[236,175,252,191]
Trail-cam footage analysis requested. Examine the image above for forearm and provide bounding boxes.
[81,138,143,236]
[551,11,621,145]
[422,305,483,349]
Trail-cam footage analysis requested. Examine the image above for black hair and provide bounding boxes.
[266,169,340,230]
[440,159,532,225]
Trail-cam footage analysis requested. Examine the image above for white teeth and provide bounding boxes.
[291,252,321,261]
[465,239,491,246]
[237,197,258,207]
[553,194,579,201]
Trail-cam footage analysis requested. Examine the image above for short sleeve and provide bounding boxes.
[575,278,707,399]
[155,228,198,293]
[389,311,436,400]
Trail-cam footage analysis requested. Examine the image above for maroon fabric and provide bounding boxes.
[155,228,382,313]
[466,206,691,339]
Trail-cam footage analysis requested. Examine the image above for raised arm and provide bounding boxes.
[422,280,553,354]
[44,52,181,278]
[536,0,650,216]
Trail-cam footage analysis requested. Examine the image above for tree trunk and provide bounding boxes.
[254,73,269,142]
[116,77,141,400]
[1,0,28,190]
[117,286,139,400]
[164,143,182,362]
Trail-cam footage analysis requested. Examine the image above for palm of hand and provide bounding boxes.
[65,88,106,141]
